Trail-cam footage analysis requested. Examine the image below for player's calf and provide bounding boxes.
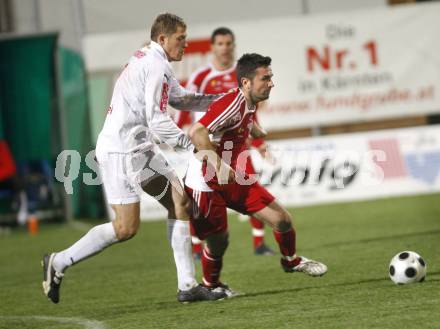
[111,203,141,241]
[201,247,224,288]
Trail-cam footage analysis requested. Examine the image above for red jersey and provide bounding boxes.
[185,89,255,191]
[174,64,237,127]
[189,64,237,94]
[175,63,264,148]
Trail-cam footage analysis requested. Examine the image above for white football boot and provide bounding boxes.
[292,257,328,276]
[282,256,328,277]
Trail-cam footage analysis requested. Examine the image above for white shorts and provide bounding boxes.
[97,148,176,205]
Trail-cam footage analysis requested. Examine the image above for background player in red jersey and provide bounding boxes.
[176,27,275,257]
[185,53,328,295]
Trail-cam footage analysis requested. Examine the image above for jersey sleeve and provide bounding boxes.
[144,63,187,148]
[168,75,219,112]
[199,93,241,133]
[173,69,208,128]
[168,76,191,102]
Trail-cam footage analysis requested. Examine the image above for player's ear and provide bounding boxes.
[157,33,166,46]
[241,77,251,91]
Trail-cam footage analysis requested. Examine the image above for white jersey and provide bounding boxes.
[96,41,216,157]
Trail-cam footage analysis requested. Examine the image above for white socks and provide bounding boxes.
[53,222,118,273]
[167,219,198,291]
[52,219,197,292]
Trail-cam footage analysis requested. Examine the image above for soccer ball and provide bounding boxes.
[389,251,427,284]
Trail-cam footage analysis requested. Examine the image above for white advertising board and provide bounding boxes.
[140,125,440,220]
[85,3,440,130]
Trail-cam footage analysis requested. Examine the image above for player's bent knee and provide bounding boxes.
[206,232,229,257]
[218,233,229,254]
[115,227,138,241]
[113,222,139,241]
[275,212,293,232]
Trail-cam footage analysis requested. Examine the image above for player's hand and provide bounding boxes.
[251,123,267,139]
[258,143,275,164]
[217,162,236,185]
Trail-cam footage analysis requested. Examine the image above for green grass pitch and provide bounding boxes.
[0,193,439,329]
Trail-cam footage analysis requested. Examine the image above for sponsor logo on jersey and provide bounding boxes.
[133,50,146,58]
[160,78,169,112]
[224,112,242,126]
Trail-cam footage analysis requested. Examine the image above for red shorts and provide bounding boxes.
[185,182,275,240]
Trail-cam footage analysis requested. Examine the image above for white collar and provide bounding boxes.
[209,62,236,74]
[149,41,168,61]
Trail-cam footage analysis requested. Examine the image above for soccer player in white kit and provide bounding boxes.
[42,13,226,303]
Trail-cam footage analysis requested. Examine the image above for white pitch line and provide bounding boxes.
[0,316,107,329]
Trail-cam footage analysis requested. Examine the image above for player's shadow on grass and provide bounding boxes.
[239,270,440,299]
[240,277,387,299]
[304,229,440,251]
[106,271,440,312]
[102,270,440,312]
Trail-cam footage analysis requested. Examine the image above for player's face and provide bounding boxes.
[161,26,188,62]
[249,66,274,103]
[211,34,235,66]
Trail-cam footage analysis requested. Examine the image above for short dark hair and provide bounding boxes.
[150,13,186,42]
[236,53,272,87]
[211,27,235,44]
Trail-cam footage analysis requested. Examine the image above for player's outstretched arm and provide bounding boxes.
[169,93,220,111]
[168,76,222,112]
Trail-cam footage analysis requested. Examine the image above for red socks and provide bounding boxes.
[250,217,265,249]
[273,228,301,268]
[201,248,223,287]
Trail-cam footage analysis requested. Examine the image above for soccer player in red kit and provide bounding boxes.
[176,27,275,257]
[184,53,328,295]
